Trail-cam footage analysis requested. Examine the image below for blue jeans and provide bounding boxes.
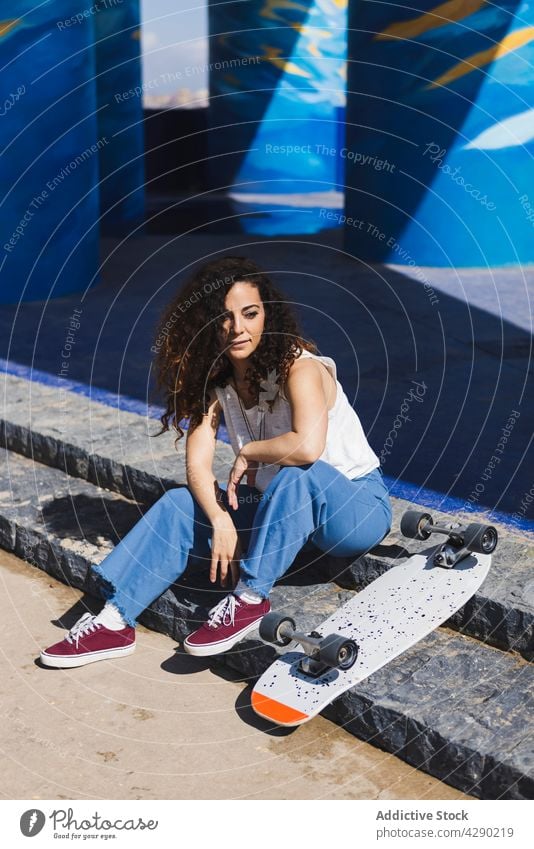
[92,460,392,626]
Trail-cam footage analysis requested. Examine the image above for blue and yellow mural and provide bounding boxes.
[208,0,348,234]
[0,1,144,304]
[344,0,534,266]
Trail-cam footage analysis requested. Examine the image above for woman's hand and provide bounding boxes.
[227,452,259,509]
[210,515,242,588]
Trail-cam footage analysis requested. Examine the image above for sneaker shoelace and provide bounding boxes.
[65,613,101,647]
[206,595,242,629]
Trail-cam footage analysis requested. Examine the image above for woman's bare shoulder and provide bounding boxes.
[282,354,336,411]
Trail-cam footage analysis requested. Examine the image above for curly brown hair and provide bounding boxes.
[153,256,317,442]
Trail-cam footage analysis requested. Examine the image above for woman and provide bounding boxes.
[40,256,392,667]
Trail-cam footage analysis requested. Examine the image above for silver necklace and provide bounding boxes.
[235,387,265,443]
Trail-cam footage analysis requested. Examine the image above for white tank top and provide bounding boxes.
[215,350,380,492]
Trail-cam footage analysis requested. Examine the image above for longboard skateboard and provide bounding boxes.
[251,512,498,727]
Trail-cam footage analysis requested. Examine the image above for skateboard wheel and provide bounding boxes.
[462,523,498,554]
[259,613,296,647]
[400,510,434,540]
[318,635,358,670]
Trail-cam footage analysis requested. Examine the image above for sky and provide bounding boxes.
[140,0,209,93]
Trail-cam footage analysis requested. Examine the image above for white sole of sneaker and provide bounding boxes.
[183,618,263,657]
[40,643,136,669]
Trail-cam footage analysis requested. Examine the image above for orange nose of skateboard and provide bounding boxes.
[251,691,309,726]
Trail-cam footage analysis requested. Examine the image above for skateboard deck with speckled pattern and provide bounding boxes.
[251,547,491,726]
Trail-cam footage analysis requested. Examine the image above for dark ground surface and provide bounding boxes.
[1,226,532,519]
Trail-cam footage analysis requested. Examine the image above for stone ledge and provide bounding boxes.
[2,371,533,657]
[324,631,534,800]
[0,372,234,504]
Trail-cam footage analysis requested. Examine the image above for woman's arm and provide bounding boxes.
[185,388,227,522]
[186,389,242,586]
[241,358,329,467]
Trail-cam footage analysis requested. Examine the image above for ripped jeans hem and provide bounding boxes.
[91,563,139,628]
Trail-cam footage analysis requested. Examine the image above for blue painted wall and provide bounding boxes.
[0,1,145,304]
[94,0,145,232]
[0,3,100,303]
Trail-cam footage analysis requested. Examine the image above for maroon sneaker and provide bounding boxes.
[40,612,135,668]
[184,593,271,657]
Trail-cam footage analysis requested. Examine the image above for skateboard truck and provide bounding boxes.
[259,615,359,677]
[400,511,498,568]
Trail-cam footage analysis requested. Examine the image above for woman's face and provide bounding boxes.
[220,282,266,367]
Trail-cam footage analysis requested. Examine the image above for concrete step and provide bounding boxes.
[2,371,533,658]
[0,446,532,799]
[0,371,235,504]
